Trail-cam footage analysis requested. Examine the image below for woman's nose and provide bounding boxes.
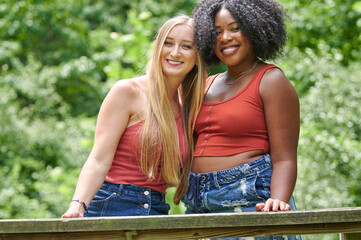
[170,45,181,57]
[220,31,231,42]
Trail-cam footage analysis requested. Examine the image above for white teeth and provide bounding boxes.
[223,46,237,53]
[168,60,182,65]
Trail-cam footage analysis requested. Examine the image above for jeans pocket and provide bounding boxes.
[254,167,272,201]
[92,187,117,203]
[206,176,259,211]
[237,174,263,202]
[86,188,117,217]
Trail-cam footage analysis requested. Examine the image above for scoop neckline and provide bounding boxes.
[126,112,181,129]
[202,73,256,106]
[202,64,273,106]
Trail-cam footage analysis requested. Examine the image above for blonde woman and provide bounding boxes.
[62,15,206,217]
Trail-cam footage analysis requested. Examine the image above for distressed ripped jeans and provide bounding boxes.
[183,154,302,240]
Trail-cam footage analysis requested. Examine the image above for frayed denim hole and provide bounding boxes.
[235,172,263,202]
[257,167,272,191]
[253,171,270,201]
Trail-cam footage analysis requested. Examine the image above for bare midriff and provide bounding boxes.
[192,149,265,173]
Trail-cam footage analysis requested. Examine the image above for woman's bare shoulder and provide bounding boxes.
[111,75,147,99]
[259,67,297,99]
[104,75,148,124]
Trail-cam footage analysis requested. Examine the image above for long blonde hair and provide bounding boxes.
[139,15,206,204]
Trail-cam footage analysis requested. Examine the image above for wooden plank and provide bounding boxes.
[1,222,361,240]
[340,232,361,240]
[2,207,361,234]
[0,231,127,240]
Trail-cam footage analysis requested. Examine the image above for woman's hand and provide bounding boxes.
[61,201,86,218]
[255,198,290,212]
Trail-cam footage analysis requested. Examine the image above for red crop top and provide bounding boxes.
[105,115,188,194]
[194,64,279,157]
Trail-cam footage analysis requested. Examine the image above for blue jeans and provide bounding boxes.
[84,181,170,217]
[183,154,302,240]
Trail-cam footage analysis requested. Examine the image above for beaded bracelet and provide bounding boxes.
[71,199,88,213]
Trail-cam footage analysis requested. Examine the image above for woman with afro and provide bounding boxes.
[182,0,301,239]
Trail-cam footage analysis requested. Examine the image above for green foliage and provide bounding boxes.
[166,187,186,214]
[0,106,93,217]
[277,40,361,208]
[0,0,197,218]
[281,0,361,64]
[284,51,361,240]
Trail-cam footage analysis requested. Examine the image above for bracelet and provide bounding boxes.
[71,199,88,213]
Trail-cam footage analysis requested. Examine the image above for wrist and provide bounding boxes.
[71,199,88,213]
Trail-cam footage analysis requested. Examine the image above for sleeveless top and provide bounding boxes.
[194,64,279,157]
[105,115,188,194]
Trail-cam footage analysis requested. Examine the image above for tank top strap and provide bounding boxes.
[253,64,282,87]
[204,74,220,95]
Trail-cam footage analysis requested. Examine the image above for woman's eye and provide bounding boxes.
[164,41,173,46]
[182,44,192,49]
[231,27,240,31]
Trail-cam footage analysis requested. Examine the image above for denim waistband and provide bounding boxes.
[189,153,271,182]
[186,154,271,213]
[102,181,164,196]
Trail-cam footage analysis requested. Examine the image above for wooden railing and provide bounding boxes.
[1,207,361,239]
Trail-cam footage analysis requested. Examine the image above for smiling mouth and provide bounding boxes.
[167,59,183,66]
[222,46,239,54]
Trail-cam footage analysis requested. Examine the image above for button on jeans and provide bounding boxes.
[84,181,170,217]
[183,154,302,240]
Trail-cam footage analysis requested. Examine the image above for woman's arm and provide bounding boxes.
[257,68,300,212]
[62,79,141,217]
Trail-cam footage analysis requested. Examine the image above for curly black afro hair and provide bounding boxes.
[193,0,288,65]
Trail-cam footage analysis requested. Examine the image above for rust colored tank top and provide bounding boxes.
[105,115,188,194]
[194,64,279,157]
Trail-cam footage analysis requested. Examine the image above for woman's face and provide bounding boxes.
[214,8,254,67]
[160,24,197,81]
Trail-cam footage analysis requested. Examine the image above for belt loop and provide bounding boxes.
[117,184,124,196]
[213,172,220,189]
